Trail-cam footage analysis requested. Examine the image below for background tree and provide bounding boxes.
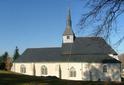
[2,52,8,62]
[0,55,3,69]
[13,46,20,61]
[0,55,2,63]
[80,0,124,45]
[4,56,13,71]
[0,52,12,70]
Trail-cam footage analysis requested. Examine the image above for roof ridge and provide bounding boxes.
[76,36,103,38]
[27,47,61,50]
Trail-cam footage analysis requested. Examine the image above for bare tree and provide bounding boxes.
[4,57,13,71]
[80,0,124,44]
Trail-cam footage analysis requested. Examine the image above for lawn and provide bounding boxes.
[0,70,123,85]
[0,70,49,85]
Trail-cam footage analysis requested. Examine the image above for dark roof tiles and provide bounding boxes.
[15,37,119,63]
[62,37,116,54]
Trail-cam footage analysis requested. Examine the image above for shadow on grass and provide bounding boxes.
[0,72,124,85]
[0,72,48,85]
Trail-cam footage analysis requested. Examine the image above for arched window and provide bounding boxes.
[41,65,47,75]
[69,67,76,77]
[103,65,107,73]
[20,65,26,73]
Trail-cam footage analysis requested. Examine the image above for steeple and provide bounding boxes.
[63,9,75,36]
[63,9,75,43]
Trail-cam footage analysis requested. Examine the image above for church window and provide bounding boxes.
[103,65,107,73]
[67,36,70,39]
[41,65,47,75]
[20,65,26,73]
[69,67,76,77]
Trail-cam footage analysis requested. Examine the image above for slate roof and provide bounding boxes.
[63,27,75,36]
[15,37,120,63]
[62,37,117,55]
[63,8,75,36]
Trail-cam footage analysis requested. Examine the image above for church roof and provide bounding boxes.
[63,27,74,36]
[15,37,120,63]
[62,37,116,55]
[14,9,120,63]
[63,9,75,36]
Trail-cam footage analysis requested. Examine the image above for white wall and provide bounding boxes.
[12,62,121,81]
[63,35,74,43]
[12,63,34,76]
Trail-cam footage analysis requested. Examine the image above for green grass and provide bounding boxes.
[0,70,48,85]
[0,70,123,85]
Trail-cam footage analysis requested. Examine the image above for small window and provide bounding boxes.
[41,65,47,75]
[69,67,76,77]
[67,36,70,39]
[20,65,26,73]
[103,65,107,73]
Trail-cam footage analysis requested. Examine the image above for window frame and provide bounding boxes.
[67,36,70,39]
[41,65,47,75]
[20,65,26,73]
[69,67,76,77]
[103,64,107,73]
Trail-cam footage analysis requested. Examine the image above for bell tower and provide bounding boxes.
[63,9,75,43]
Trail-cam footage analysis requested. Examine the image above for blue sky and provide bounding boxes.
[0,0,124,56]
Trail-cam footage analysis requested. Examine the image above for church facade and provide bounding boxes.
[12,10,121,81]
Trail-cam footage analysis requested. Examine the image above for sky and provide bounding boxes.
[0,0,124,56]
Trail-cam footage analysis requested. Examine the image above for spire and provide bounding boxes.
[63,8,75,36]
[67,8,72,28]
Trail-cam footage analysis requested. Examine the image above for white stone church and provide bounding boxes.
[12,10,121,81]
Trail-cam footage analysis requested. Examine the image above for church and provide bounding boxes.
[12,10,121,81]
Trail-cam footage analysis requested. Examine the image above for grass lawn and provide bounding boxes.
[0,70,124,85]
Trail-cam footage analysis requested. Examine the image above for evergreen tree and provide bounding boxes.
[0,56,3,63]
[0,52,9,70]
[13,46,20,61]
[2,52,8,62]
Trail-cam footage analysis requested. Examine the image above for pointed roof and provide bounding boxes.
[15,37,119,63]
[63,9,75,36]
